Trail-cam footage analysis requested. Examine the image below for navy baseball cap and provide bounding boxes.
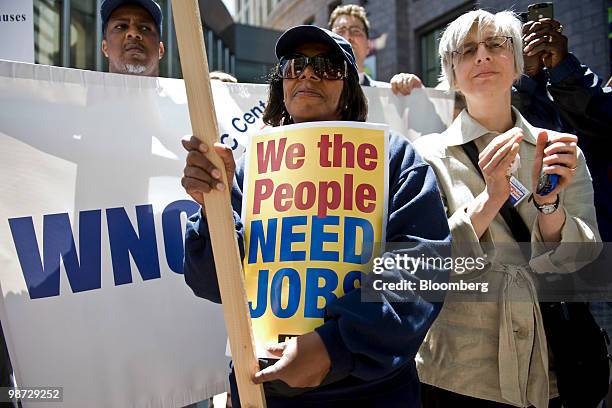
[101,0,162,36]
[275,25,358,77]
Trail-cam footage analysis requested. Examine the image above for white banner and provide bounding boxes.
[0,60,452,408]
[0,0,34,63]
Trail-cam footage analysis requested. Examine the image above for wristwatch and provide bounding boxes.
[531,194,560,214]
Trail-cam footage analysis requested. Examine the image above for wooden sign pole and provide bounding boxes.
[170,1,266,406]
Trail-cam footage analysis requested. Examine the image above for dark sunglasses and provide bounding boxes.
[278,53,348,80]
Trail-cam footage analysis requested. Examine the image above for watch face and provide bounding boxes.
[541,204,557,215]
[533,193,560,214]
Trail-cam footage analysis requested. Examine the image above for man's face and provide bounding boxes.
[331,14,369,71]
[102,4,164,76]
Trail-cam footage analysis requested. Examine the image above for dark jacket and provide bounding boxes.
[183,131,451,407]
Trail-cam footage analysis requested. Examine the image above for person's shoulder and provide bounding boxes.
[387,131,430,172]
[388,131,414,155]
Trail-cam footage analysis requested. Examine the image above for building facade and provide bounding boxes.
[372,0,611,86]
[235,0,284,26]
[235,0,336,31]
[30,0,281,82]
[237,0,611,86]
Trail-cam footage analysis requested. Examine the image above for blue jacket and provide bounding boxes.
[183,131,451,407]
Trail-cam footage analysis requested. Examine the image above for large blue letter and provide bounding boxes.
[310,216,339,261]
[343,217,374,264]
[248,219,277,264]
[8,210,102,299]
[342,270,362,295]
[249,269,269,318]
[106,205,160,285]
[162,200,199,274]
[304,267,338,318]
[279,216,306,262]
[270,268,301,318]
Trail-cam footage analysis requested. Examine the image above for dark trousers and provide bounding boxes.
[229,368,421,408]
[421,383,562,408]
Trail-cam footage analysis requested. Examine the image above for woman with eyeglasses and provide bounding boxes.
[180,25,451,407]
[413,10,601,408]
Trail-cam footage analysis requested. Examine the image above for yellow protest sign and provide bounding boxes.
[241,121,389,355]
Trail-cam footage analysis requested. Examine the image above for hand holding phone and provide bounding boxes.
[522,5,567,69]
[536,172,559,196]
[532,131,578,199]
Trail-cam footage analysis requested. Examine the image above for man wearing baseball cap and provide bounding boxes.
[100,0,165,76]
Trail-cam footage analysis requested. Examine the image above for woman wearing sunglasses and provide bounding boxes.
[413,10,601,408]
[181,25,451,407]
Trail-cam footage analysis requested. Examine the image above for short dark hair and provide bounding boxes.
[262,66,368,126]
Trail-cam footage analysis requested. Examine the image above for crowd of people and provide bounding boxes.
[2,0,611,407]
[181,1,611,407]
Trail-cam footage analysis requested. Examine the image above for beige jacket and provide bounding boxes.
[413,108,602,408]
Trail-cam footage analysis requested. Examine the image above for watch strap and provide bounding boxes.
[531,193,560,213]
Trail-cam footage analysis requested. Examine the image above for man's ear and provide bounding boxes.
[102,39,109,58]
[158,42,165,60]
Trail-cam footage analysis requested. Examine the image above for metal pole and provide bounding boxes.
[166,0,174,76]
[224,47,229,73]
[206,29,213,66]
[95,0,103,71]
[216,38,222,70]
[61,0,71,67]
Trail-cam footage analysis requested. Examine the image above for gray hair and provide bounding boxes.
[438,9,524,89]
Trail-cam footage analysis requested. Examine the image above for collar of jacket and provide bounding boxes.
[443,106,539,147]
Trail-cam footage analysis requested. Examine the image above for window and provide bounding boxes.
[418,3,475,87]
[34,0,62,66]
[160,0,182,79]
[70,0,95,70]
[258,0,263,25]
[420,27,443,87]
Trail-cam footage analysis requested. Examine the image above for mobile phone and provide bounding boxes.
[536,172,559,196]
[527,2,554,21]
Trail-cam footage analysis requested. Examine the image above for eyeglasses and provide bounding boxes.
[452,36,513,60]
[278,54,348,80]
[332,25,367,38]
